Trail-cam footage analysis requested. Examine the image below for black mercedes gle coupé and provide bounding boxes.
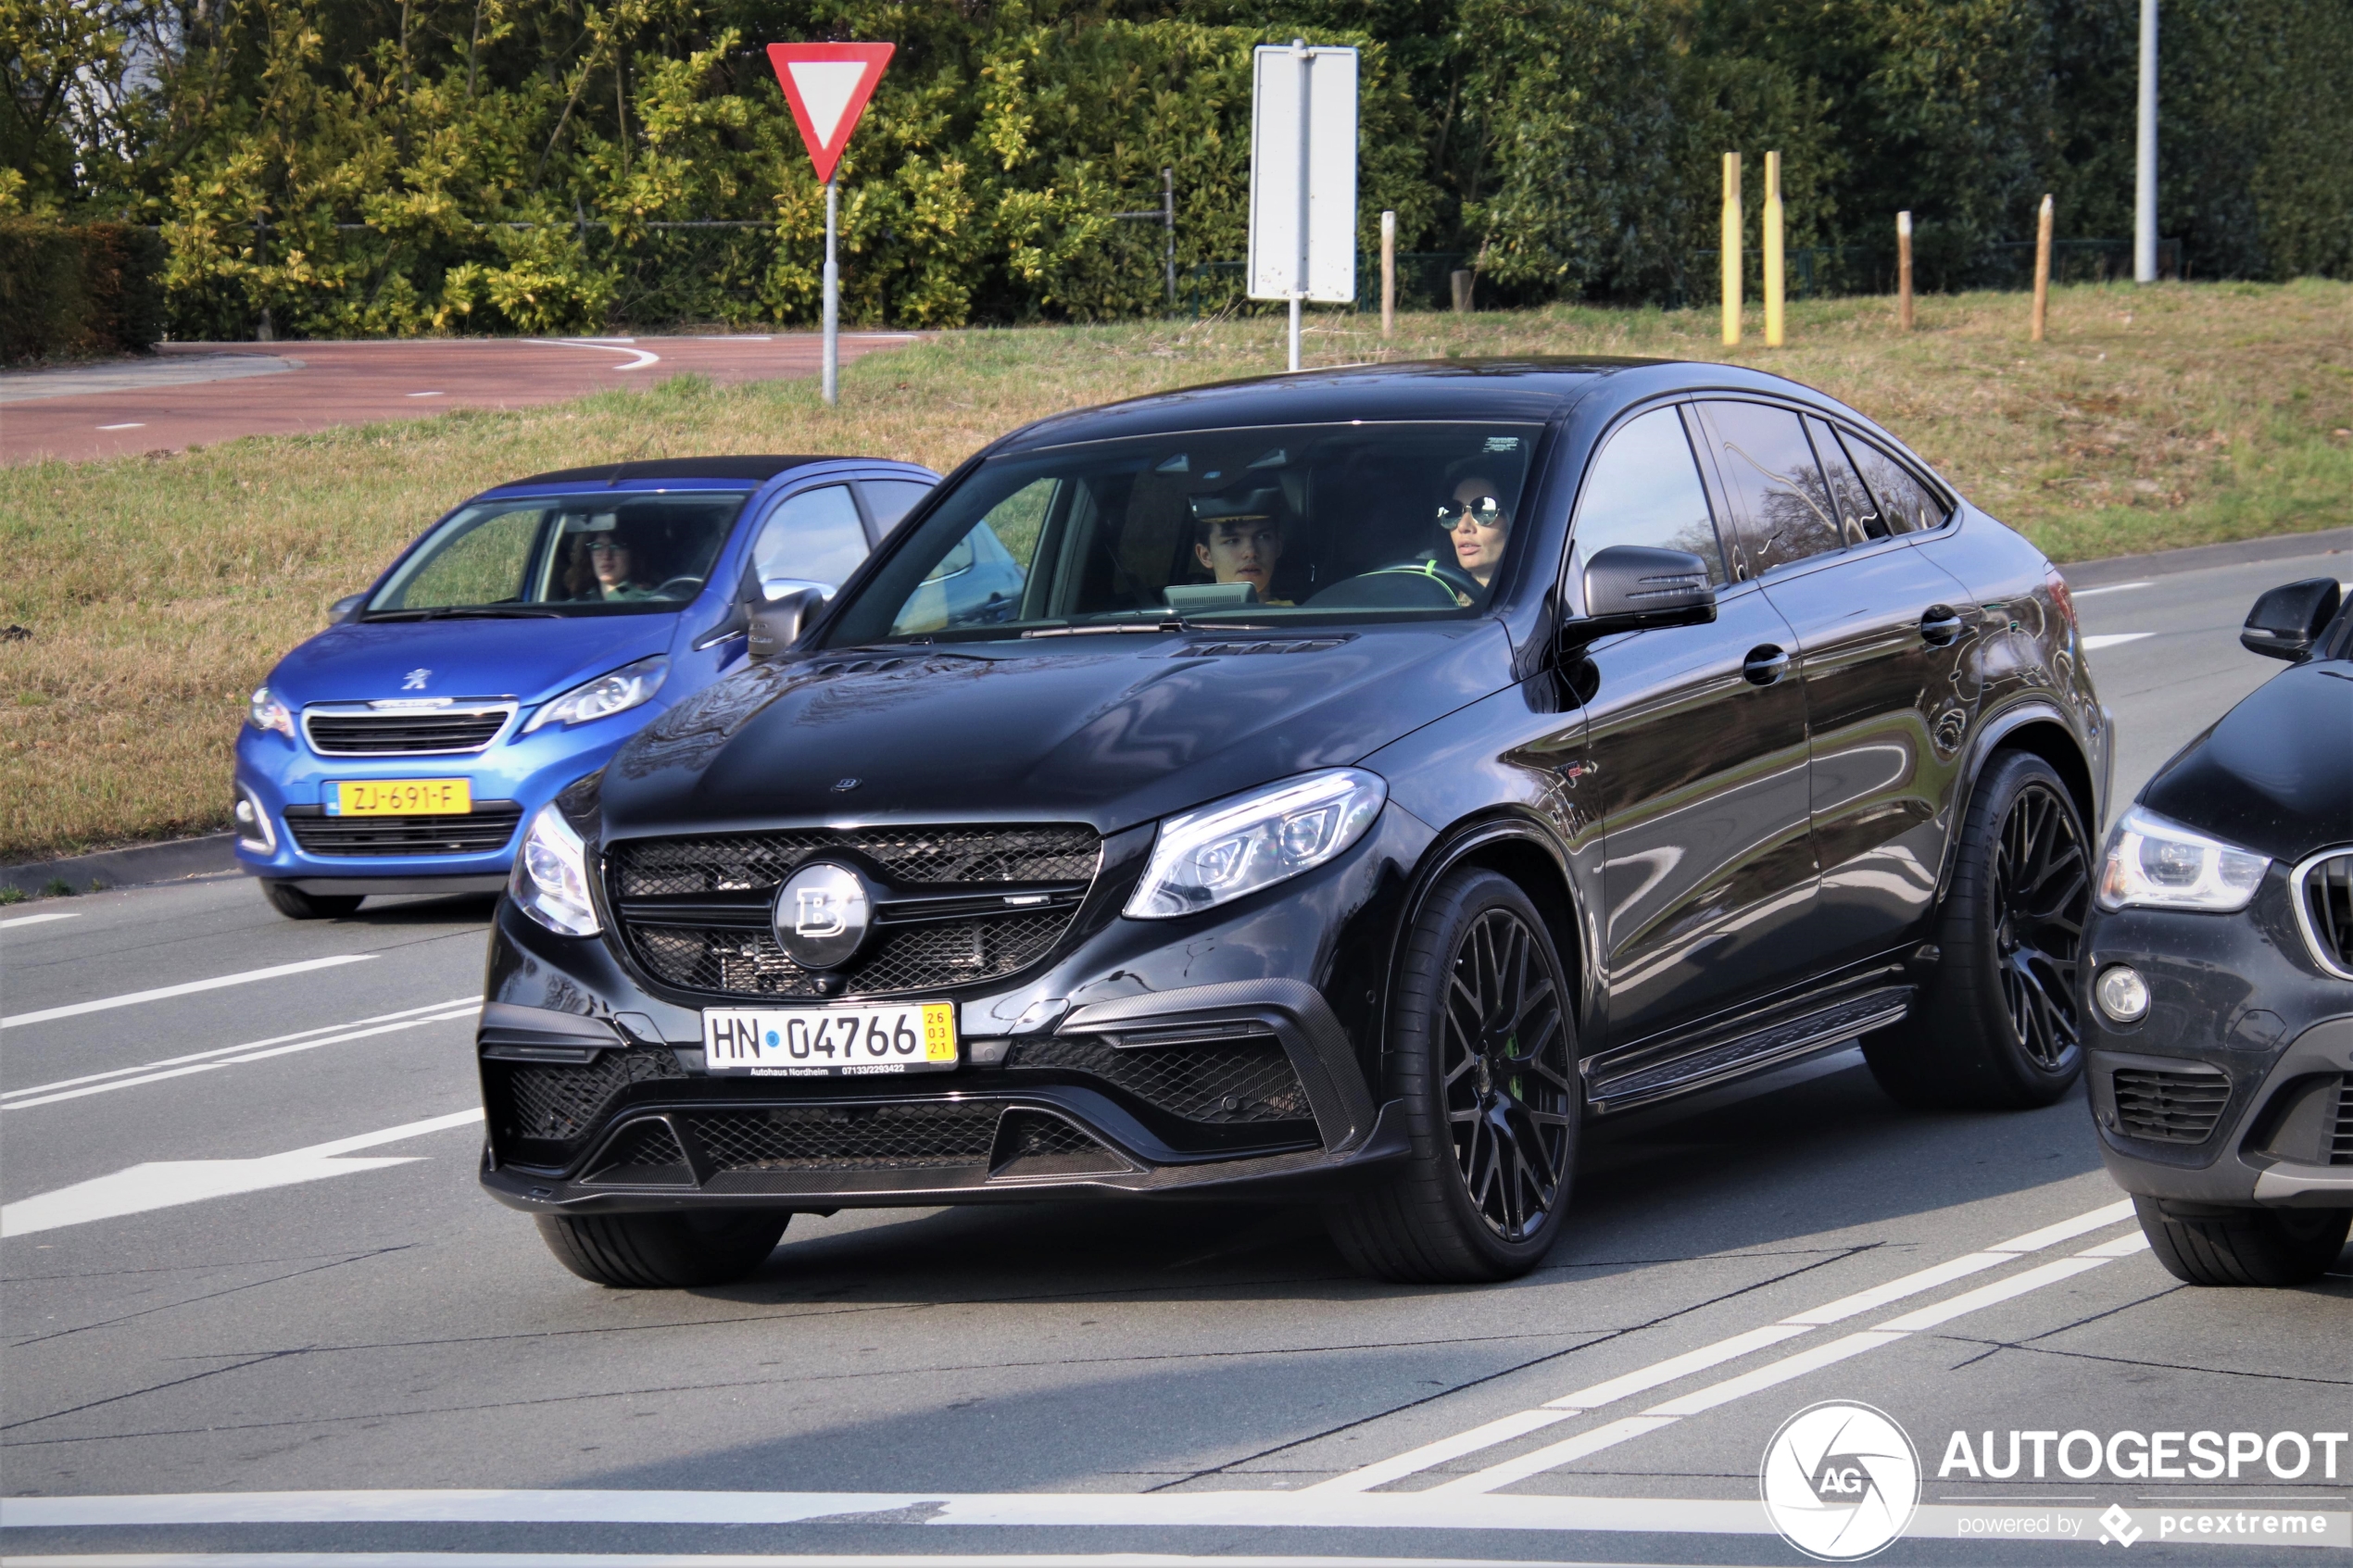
[474,359,2113,1286]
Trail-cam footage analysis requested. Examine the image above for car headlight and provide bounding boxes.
[2095,805,2270,912]
[247,685,295,738]
[510,801,601,935]
[522,656,668,734]
[1125,768,1387,920]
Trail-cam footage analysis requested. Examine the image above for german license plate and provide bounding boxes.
[702,1001,958,1077]
[335,778,472,816]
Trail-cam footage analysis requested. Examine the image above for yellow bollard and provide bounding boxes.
[1721,152,1743,348]
[1763,150,1785,347]
[2031,194,2053,343]
[1896,211,1914,332]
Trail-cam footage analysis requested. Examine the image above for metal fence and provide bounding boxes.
[1178,254,1471,319]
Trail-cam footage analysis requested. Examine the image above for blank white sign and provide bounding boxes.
[1248,44,1358,304]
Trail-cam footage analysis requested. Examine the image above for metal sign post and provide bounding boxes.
[1247,40,1357,371]
[766,41,894,406]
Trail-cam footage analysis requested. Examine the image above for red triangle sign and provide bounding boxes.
[766,42,894,185]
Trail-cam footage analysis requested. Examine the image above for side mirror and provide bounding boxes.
[328,593,365,623]
[2241,577,2340,662]
[746,576,831,661]
[1565,546,1718,643]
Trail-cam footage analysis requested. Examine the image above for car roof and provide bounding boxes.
[484,455,862,492]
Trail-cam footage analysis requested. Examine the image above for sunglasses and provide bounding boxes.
[1437,495,1506,527]
[586,539,629,555]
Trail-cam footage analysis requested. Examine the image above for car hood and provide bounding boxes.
[269,615,681,709]
[601,623,1513,838]
[2140,659,2353,861]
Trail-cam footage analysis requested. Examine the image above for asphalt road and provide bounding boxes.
[0,334,920,464]
[2,543,2347,1568]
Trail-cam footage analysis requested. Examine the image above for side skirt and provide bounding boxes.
[1585,985,1913,1115]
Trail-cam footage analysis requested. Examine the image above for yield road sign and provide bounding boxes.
[766,42,894,185]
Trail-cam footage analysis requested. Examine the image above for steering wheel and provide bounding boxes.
[1382,558,1484,600]
[654,574,706,598]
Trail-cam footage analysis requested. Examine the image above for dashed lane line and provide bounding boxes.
[0,998,480,1110]
[0,911,82,931]
[2,955,375,1030]
[1428,1230,2151,1496]
[1305,1198,2135,1495]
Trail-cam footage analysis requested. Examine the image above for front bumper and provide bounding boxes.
[476,806,1431,1213]
[2082,884,2353,1209]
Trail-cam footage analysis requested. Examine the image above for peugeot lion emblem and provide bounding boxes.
[401,668,431,691]
[773,862,874,970]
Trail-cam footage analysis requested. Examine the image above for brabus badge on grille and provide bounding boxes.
[402,668,431,691]
[773,861,874,970]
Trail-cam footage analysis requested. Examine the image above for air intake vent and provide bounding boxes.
[1178,638,1352,658]
[303,705,513,755]
[283,801,522,856]
[2112,1065,2231,1144]
[2333,1077,2353,1167]
[2296,851,2353,978]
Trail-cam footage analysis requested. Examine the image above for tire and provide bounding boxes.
[1863,750,2091,1110]
[2133,1198,2350,1288]
[535,1210,790,1288]
[1326,868,1580,1284]
[260,879,364,920]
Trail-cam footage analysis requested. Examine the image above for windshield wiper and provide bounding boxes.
[363,606,561,621]
[1021,614,1187,639]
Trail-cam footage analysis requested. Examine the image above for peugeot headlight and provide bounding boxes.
[1126,768,1387,920]
[522,656,668,734]
[510,801,601,935]
[247,685,295,738]
[2095,805,2270,912]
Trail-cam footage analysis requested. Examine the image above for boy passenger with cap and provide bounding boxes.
[1189,486,1292,605]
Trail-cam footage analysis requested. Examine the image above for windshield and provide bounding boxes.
[825,421,1543,646]
[364,491,750,619]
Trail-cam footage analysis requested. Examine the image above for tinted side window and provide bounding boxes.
[1570,407,1729,584]
[1837,430,1951,534]
[1701,401,1842,572]
[1806,416,1886,544]
[753,484,869,588]
[861,478,932,533]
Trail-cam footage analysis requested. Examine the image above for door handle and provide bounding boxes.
[1921,606,1966,646]
[1743,645,1790,685]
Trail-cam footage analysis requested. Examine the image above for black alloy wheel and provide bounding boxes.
[1863,749,2092,1110]
[1327,868,1579,1282]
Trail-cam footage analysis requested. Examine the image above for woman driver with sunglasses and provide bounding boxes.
[1440,475,1512,590]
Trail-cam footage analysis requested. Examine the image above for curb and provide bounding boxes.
[2,833,240,900]
[2060,525,2352,589]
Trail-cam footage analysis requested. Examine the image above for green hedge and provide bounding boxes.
[0,220,166,363]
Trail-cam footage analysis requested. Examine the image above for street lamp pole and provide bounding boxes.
[2134,0,2158,282]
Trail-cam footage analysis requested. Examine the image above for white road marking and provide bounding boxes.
[1431,1230,2152,1495]
[1,998,480,1110]
[525,339,661,371]
[0,1109,483,1237]
[406,391,446,398]
[0,910,81,930]
[2,955,374,1030]
[0,1557,1656,1568]
[2082,633,2154,650]
[2070,581,2151,597]
[1306,1198,2135,1494]
[94,422,146,431]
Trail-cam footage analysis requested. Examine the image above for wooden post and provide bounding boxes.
[1896,210,1914,332]
[1380,209,1396,338]
[2031,194,2054,343]
[1763,150,1785,347]
[1721,152,1743,347]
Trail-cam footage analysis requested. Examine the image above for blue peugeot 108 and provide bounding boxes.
[233,455,941,918]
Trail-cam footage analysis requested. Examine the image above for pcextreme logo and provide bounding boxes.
[1760,1400,1922,1562]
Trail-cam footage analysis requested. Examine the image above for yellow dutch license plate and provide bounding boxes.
[336,778,472,816]
[702,1001,959,1076]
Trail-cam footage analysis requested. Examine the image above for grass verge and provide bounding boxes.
[4,278,2348,862]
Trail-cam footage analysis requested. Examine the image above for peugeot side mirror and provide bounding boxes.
[746,576,831,661]
[2241,577,2340,662]
[1563,546,1718,644]
[328,593,366,623]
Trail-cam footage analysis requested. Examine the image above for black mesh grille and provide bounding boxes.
[2113,1065,2231,1143]
[610,825,1100,897]
[2333,1078,2353,1166]
[685,1102,1002,1172]
[284,802,522,856]
[632,912,1069,998]
[2302,853,2353,973]
[497,1047,688,1146]
[1006,1035,1312,1123]
[1004,1112,1101,1158]
[304,709,510,754]
[585,1119,691,1182]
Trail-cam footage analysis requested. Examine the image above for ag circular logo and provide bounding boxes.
[772,861,873,970]
[1759,1400,1919,1561]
